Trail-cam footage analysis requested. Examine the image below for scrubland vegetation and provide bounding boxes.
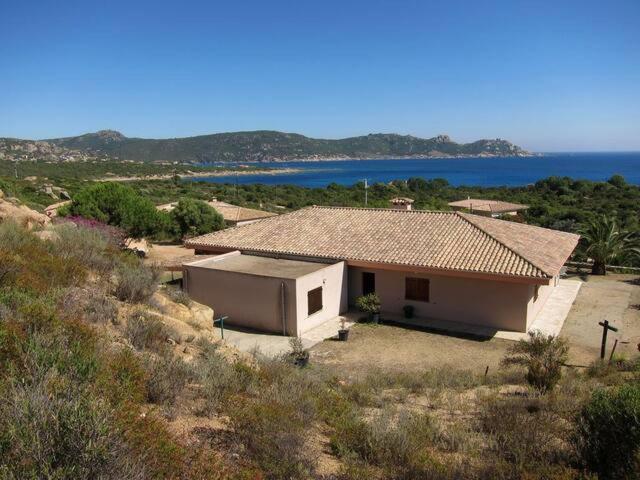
[1,219,639,479]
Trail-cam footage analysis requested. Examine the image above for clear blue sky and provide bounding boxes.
[1,0,638,151]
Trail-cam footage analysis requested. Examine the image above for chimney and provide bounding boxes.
[390,197,414,211]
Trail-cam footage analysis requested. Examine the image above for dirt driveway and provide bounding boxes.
[311,273,640,377]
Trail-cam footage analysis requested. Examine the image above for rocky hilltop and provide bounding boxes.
[2,130,531,164]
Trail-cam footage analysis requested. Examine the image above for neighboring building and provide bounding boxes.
[158,198,277,226]
[184,206,579,334]
[448,197,529,217]
[389,197,414,210]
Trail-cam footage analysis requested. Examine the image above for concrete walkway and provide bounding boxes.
[496,279,582,341]
[213,316,355,357]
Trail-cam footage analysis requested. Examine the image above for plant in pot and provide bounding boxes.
[288,336,310,367]
[403,305,415,319]
[355,293,381,324]
[338,318,349,341]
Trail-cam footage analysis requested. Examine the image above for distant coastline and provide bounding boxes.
[98,167,304,182]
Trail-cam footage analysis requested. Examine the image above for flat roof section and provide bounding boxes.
[190,253,332,279]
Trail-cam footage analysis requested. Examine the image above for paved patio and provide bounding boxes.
[211,315,355,357]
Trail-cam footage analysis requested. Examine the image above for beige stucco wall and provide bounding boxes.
[525,275,557,329]
[348,266,545,332]
[183,253,297,335]
[294,261,348,335]
[183,254,347,336]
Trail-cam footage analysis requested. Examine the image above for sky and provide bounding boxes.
[1,0,639,152]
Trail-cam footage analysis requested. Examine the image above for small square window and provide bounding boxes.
[405,277,430,302]
[308,287,323,316]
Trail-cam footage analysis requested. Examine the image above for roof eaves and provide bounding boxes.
[455,212,550,278]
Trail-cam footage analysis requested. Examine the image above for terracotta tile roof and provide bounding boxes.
[448,198,529,213]
[157,200,277,223]
[208,200,277,223]
[185,206,579,280]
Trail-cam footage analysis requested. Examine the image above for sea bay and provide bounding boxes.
[193,152,640,187]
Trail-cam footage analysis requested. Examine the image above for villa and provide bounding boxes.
[183,206,579,336]
[448,197,529,217]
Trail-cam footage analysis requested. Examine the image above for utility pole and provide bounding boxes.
[598,320,618,360]
[364,178,368,206]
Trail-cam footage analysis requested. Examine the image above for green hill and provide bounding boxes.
[42,130,530,163]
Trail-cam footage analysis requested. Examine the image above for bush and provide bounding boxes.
[228,393,316,480]
[355,293,381,314]
[501,331,569,392]
[144,353,194,406]
[170,198,225,239]
[66,182,164,238]
[0,377,144,480]
[60,287,118,324]
[479,394,575,469]
[575,383,640,479]
[164,285,192,306]
[114,263,159,303]
[125,311,168,352]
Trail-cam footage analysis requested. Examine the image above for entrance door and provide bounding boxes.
[362,272,375,295]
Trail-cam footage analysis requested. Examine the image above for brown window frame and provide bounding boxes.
[405,277,430,302]
[307,286,323,316]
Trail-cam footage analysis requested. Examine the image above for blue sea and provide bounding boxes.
[193,152,640,188]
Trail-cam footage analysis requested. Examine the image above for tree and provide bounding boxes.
[579,215,640,275]
[170,198,225,239]
[66,183,162,238]
[501,331,568,393]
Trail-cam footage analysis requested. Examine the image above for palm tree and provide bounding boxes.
[502,331,569,392]
[579,215,640,275]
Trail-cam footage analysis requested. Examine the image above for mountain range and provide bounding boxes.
[6,130,531,164]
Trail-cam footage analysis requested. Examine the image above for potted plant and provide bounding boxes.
[288,336,310,367]
[338,318,349,341]
[355,293,381,323]
[403,305,415,319]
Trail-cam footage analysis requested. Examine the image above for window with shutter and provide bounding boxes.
[405,277,430,302]
[308,287,323,316]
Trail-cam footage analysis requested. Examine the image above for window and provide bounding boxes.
[405,277,430,302]
[362,272,375,295]
[308,287,323,316]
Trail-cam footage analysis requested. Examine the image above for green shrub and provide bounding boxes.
[479,394,575,469]
[575,383,640,479]
[67,182,164,237]
[60,287,118,324]
[229,394,316,480]
[125,311,167,352]
[170,197,225,239]
[164,285,192,306]
[114,262,159,303]
[501,331,569,392]
[355,293,381,314]
[0,378,144,480]
[144,353,194,406]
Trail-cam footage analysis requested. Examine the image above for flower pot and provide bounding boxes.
[403,305,414,319]
[371,313,380,324]
[338,329,349,341]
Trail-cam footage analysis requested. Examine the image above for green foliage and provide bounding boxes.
[170,197,225,238]
[355,293,381,314]
[114,262,159,303]
[579,215,640,274]
[502,331,569,393]
[575,383,640,479]
[66,182,165,237]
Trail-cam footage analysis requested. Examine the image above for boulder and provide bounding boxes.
[0,198,50,229]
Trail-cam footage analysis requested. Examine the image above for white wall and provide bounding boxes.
[294,261,348,335]
[348,266,537,332]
